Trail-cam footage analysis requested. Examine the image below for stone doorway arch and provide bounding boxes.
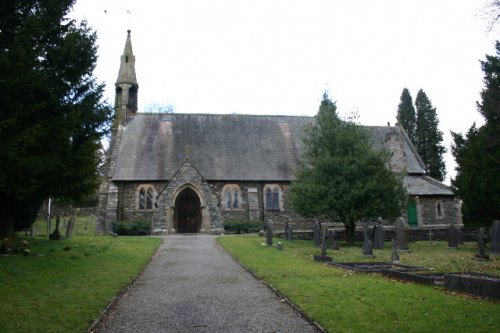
[174,187,202,233]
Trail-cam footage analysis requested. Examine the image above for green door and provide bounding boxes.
[407,201,418,227]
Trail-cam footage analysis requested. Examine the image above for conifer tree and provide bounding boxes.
[0,0,111,236]
[452,41,500,226]
[414,89,447,181]
[396,88,417,142]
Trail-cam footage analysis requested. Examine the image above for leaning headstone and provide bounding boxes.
[362,224,374,257]
[373,224,385,249]
[329,230,339,250]
[448,224,458,248]
[395,217,410,251]
[491,220,500,254]
[313,221,321,247]
[266,220,273,246]
[288,226,293,241]
[391,238,400,263]
[457,227,464,245]
[283,221,289,240]
[314,224,332,262]
[65,215,76,239]
[475,227,490,260]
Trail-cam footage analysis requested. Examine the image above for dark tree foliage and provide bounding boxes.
[452,42,500,227]
[414,89,447,181]
[290,93,407,244]
[0,0,112,236]
[397,88,417,143]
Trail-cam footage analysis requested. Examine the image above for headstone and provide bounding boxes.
[65,215,76,239]
[448,224,458,248]
[329,230,339,250]
[49,215,61,240]
[395,217,410,251]
[475,227,490,260]
[313,221,321,247]
[457,227,464,245]
[314,223,332,262]
[362,224,374,257]
[277,242,283,251]
[427,228,434,245]
[283,221,289,240]
[266,220,273,246]
[372,224,385,249]
[287,226,293,241]
[491,220,500,254]
[391,238,400,263]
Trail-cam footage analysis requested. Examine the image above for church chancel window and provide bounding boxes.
[136,185,156,210]
[264,184,281,212]
[222,185,241,210]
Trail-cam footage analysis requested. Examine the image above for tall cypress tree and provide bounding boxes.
[396,88,417,143]
[415,89,447,181]
[452,41,500,226]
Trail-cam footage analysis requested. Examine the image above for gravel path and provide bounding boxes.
[93,234,319,333]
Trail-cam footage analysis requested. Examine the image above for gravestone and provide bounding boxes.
[277,242,283,251]
[373,224,385,249]
[288,226,293,241]
[65,215,76,239]
[313,221,321,247]
[475,228,490,260]
[448,224,458,248]
[329,230,339,250]
[491,220,500,254]
[49,215,62,240]
[427,228,434,245]
[362,224,374,257]
[395,217,410,251]
[283,221,289,240]
[391,238,400,263]
[266,220,273,246]
[314,223,332,262]
[457,227,464,245]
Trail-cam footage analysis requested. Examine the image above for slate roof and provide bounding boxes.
[403,175,454,196]
[111,113,430,184]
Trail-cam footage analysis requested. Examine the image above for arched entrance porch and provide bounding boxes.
[174,187,202,233]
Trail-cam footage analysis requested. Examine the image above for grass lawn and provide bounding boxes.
[0,216,162,333]
[218,235,500,333]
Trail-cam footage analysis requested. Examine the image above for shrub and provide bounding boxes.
[112,220,151,236]
[0,238,30,256]
[224,220,263,234]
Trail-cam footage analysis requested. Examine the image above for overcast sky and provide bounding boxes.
[70,0,498,183]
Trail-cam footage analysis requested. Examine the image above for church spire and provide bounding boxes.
[115,30,138,126]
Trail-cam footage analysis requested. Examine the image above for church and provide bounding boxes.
[97,31,462,235]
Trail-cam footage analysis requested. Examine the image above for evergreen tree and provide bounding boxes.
[396,88,417,142]
[451,41,500,227]
[290,93,407,244]
[414,89,447,181]
[0,0,112,236]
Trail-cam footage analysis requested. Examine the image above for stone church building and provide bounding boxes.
[97,31,461,235]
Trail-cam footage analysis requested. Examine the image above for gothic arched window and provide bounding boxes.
[222,185,241,210]
[137,185,157,210]
[264,184,281,212]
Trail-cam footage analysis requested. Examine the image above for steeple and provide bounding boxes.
[115,30,138,126]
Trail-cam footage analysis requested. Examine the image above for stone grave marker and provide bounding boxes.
[277,242,283,251]
[313,221,321,247]
[283,221,289,240]
[362,224,374,257]
[65,215,76,239]
[475,227,490,260]
[457,227,464,245]
[395,217,410,251]
[391,238,400,263]
[314,223,332,262]
[288,226,293,241]
[427,228,435,245]
[491,220,500,254]
[448,224,458,248]
[373,224,385,249]
[266,220,273,246]
[329,229,339,250]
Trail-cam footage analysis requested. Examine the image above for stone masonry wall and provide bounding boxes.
[418,196,462,226]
